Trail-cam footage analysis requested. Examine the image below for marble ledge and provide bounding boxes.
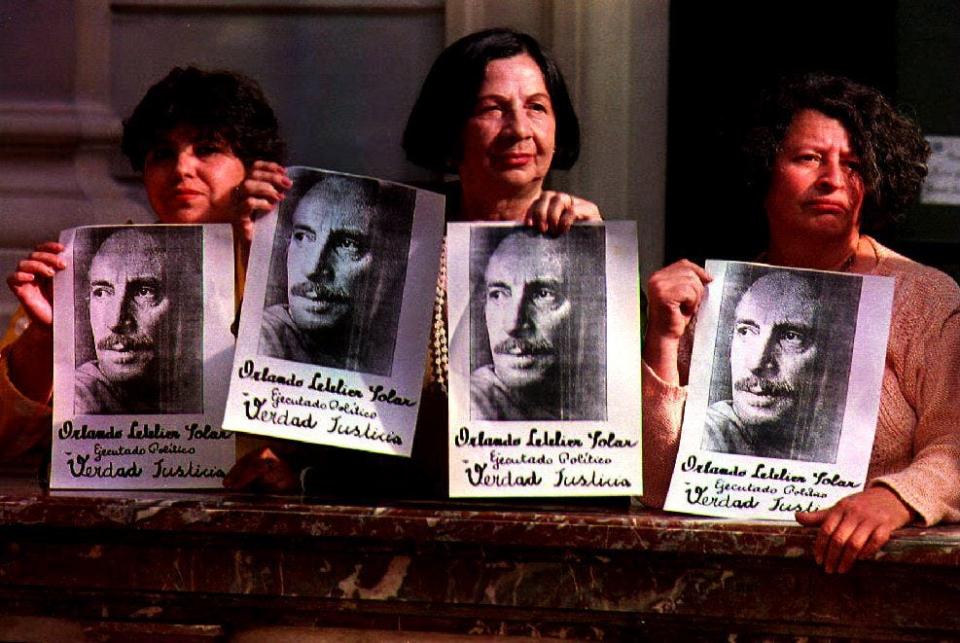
[0,477,958,566]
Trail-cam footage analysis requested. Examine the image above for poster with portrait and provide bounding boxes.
[51,224,236,489]
[222,167,444,456]
[664,260,895,520]
[447,221,643,497]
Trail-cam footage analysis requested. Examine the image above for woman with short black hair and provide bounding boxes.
[403,27,599,232]
[291,29,604,499]
[1,66,291,468]
[404,28,580,175]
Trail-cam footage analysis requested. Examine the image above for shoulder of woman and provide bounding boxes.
[869,238,960,312]
[871,245,960,391]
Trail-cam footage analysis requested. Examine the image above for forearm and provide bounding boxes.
[870,434,960,526]
[641,334,682,386]
[639,360,687,508]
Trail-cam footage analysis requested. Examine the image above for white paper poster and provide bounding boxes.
[51,224,236,489]
[921,135,960,205]
[222,167,444,456]
[447,222,643,497]
[664,260,894,520]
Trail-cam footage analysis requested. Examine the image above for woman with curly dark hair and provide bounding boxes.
[741,73,931,237]
[642,73,960,572]
[119,66,289,279]
[1,67,292,472]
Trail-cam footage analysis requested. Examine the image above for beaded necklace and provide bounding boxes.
[428,240,449,394]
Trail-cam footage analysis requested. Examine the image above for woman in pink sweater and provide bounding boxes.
[643,74,960,573]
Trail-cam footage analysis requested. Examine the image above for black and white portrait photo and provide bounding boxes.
[72,226,203,415]
[223,168,444,454]
[468,226,607,421]
[258,171,415,376]
[700,264,862,463]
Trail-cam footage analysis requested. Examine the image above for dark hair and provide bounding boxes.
[403,28,580,173]
[743,73,930,230]
[122,66,286,172]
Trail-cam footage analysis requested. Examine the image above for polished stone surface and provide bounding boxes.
[0,476,958,640]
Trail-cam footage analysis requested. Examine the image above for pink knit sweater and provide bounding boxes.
[641,237,960,526]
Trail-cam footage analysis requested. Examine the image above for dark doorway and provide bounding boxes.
[666,1,899,266]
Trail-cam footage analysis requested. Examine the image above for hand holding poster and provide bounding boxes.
[664,260,895,520]
[447,222,643,497]
[222,167,444,456]
[51,224,236,489]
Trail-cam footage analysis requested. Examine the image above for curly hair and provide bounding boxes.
[743,73,930,230]
[121,66,285,172]
[403,28,579,173]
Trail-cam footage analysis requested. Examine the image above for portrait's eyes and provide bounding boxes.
[336,236,360,251]
[486,286,510,302]
[779,328,809,351]
[529,286,565,310]
[734,322,758,337]
[90,285,114,299]
[291,229,315,245]
[328,231,368,261]
[132,284,162,305]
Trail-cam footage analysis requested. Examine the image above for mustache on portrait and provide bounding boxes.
[96,332,154,352]
[734,375,795,397]
[290,281,351,303]
[493,337,554,357]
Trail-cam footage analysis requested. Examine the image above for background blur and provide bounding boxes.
[1,0,957,331]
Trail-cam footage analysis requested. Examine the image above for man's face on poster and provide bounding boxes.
[286,189,375,334]
[730,273,819,426]
[88,229,172,385]
[484,233,573,391]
